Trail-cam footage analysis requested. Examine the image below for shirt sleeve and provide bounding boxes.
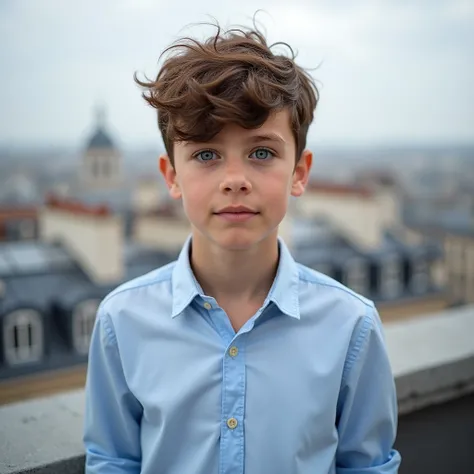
[335,304,401,474]
[83,305,143,473]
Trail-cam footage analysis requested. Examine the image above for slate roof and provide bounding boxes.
[291,218,442,267]
[291,217,444,302]
[0,240,177,381]
[405,208,474,238]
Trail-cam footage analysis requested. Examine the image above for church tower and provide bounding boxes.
[80,106,122,189]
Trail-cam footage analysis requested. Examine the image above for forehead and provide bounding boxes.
[218,109,293,141]
[177,109,294,149]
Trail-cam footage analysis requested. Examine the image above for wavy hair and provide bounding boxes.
[134,22,319,165]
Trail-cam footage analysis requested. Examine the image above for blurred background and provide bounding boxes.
[0,0,473,472]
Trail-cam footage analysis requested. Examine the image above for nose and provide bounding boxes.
[219,164,252,194]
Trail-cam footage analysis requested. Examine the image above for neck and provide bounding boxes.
[190,231,280,305]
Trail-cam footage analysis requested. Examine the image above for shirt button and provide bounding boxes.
[229,346,239,357]
[203,302,212,310]
[227,417,238,430]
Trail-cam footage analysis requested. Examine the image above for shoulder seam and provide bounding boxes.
[96,263,175,347]
[298,272,374,308]
[100,265,175,309]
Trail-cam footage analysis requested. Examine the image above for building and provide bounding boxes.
[405,209,474,306]
[0,197,178,404]
[58,106,136,215]
[291,218,445,321]
[0,170,41,206]
[0,206,38,242]
[290,179,447,320]
[79,106,123,191]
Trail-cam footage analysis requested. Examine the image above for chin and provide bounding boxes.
[209,228,277,251]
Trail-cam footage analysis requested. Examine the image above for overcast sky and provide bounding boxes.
[1,0,473,149]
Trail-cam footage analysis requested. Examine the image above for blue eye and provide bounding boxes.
[250,148,274,160]
[194,150,217,162]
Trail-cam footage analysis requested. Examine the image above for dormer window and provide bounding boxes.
[72,299,100,355]
[345,258,368,295]
[3,309,44,365]
[411,256,429,294]
[380,255,402,298]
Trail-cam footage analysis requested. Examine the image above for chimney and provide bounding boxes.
[39,194,124,285]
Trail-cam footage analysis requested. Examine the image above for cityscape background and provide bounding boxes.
[0,4,473,467]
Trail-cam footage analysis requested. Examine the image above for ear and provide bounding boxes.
[291,149,312,197]
[159,154,181,200]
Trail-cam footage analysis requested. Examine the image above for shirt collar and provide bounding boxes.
[266,237,300,320]
[171,235,202,318]
[171,235,300,320]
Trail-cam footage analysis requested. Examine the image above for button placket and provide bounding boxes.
[219,335,246,474]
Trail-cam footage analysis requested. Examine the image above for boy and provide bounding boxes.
[84,23,401,474]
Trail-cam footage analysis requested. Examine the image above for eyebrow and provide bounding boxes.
[247,133,287,145]
[181,132,287,148]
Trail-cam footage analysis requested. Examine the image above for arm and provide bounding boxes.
[335,305,401,474]
[83,306,143,473]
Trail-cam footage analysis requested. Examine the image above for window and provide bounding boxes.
[380,255,402,298]
[72,299,100,355]
[411,256,430,294]
[454,274,467,303]
[92,158,100,178]
[345,258,368,295]
[101,158,109,178]
[3,309,43,365]
[448,238,465,275]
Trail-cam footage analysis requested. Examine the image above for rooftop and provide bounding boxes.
[44,194,110,217]
[306,179,373,198]
[405,207,474,238]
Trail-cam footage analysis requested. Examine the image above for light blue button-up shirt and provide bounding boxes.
[84,237,401,473]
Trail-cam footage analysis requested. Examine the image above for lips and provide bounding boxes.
[214,206,259,222]
[215,206,258,214]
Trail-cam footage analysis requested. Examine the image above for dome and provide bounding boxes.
[87,127,114,150]
[85,105,116,150]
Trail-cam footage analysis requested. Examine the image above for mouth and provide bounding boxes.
[213,206,259,223]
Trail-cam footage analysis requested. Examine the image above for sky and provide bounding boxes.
[1,0,473,149]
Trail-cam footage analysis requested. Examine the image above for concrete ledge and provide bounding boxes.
[0,391,85,474]
[1,305,473,474]
[385,304,474,414]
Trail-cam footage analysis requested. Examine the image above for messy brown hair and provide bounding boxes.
[134,21,319,166]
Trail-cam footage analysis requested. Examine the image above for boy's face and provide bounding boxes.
[159,109,312,251]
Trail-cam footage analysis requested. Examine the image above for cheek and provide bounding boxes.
[260,174,292,218]
[262,171,293,200]
[178,175,210,212]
